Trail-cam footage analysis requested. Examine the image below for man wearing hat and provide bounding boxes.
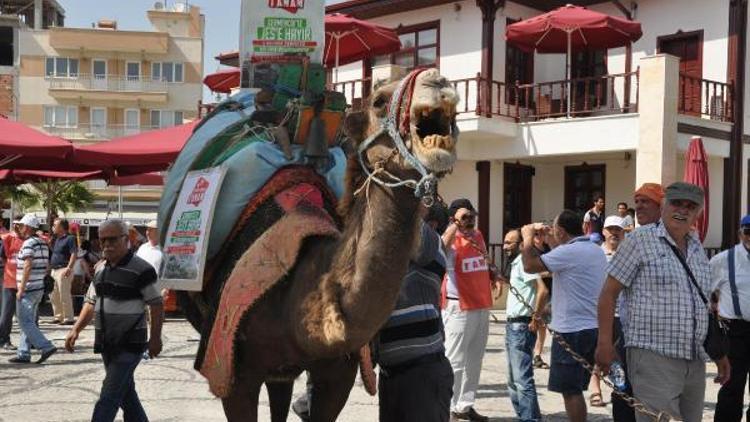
[710,215,750,422]
[633,183,664,226]
[0,218,24,350]
[596,182,730,421]
[9,215,57,363]
[441,198,494,422]
[136,220,163,275]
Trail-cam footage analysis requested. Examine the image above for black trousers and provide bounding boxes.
[613,317,636,422]
[379,353,454,422]
[715,319,750,422]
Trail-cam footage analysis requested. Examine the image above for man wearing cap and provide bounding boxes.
[441,198,495,422]
[633,183,664,226]
[710,215,750,422]
[596,182,730,421]
[9,215,57,363]
[49,218,77,325]
[0,218,24,350]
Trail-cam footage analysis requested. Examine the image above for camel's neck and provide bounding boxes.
[309,179,421,351]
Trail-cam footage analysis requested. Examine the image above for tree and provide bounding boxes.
[0,185,38,221]
[25,181,95,228]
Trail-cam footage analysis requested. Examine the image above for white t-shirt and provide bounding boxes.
[710,244,750,321]
[445,248,459,298]
[136,242,164,275]
[541,236,607,333]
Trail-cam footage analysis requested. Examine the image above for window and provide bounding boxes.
[0,27,13,66]
[126,62,140,81]
[505,18,534,105]
[372,21,439,71]
[152,62,184,82]
[43,106,77,127]
[45,57,79,77]
[564,164,606,216]
[571,50,608,107]
[150,110,183,128]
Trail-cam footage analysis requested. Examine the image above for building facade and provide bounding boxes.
[0,0,204,215]
[327,0,750,251]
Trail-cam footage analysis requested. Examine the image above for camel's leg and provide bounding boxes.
[222,376,262,422]
[267,381,294,422]
[308,357,358,422]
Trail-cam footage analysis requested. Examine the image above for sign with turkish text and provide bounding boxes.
[161,167,227,291]
[239,0,324,88]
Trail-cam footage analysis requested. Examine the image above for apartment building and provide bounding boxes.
[0,0,205,214]
[327,0,750,250]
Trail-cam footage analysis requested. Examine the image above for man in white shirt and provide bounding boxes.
[136,220,163,275]
[710,214,750,422]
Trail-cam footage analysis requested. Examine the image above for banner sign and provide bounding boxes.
[239,0,324,88]
[161,167,227,291]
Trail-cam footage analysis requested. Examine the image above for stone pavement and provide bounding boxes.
[0,312,743,421]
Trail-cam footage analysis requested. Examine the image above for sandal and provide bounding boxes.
[533,355,550,369]
[589,392,606,407]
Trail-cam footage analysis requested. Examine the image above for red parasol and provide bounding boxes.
[0,116,75,168]
[203,68,239,94]
[683,137,710,242]
[0,169,101,184]
[506,4,642,116]
[324,13,402,74]
[109,172,163,186]
[74,121,198,174]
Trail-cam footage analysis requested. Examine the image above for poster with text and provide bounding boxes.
[239,0,325,88]
[161,166,227,291]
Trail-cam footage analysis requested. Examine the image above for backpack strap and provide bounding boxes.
[727,246,744,319]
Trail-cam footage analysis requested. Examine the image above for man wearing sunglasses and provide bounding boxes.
[710,215,750,422]
[441,198,494,422]
[596,182,730,422]
[65,219,164,422]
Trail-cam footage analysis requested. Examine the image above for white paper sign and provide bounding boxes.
[160,167,227,291]
[239,0,325,88]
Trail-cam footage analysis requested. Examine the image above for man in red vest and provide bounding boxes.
[0,219,25,349]
[441,198,495,422]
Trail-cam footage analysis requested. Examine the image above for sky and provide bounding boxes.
[63,0,346,103]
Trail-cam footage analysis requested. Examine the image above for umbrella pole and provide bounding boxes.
[118,186,123,218]
[9,198,13,225]
[566,30,572,118]
[335,35,340,84]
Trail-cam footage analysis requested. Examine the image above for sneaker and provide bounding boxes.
[8,356,31,363]
[61,320,75,326]
[451,408,489,422]
[533,354,550,369]
[37,347,57,364]
[1,342,17,351]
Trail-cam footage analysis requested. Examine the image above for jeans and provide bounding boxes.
[16,289,54,359]
[505,322,541,422]
[92,351,149,422]
[0,285,16,343]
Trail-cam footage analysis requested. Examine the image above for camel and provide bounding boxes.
[177,68,460,421]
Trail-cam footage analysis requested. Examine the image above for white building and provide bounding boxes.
[326,0,750,252]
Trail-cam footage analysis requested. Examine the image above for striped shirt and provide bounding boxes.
[373,223,446,367]
[607,221,711,361]
[16,236,50,292]
[85,252,162,354]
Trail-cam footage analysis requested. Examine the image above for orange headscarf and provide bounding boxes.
[634,183,665,205]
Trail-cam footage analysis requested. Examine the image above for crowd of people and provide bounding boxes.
[0,216,165,422]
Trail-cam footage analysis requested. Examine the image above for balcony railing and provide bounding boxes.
[45,124,158,140]
[48,74,168,93]
[678,73,733,122]
[329,77,372,109]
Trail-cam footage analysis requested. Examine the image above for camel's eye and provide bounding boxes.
[373,95,386,108]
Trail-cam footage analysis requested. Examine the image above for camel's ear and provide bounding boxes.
[343,110,368,143]
[370,92,389,118]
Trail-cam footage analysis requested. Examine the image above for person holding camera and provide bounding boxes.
[440,198,496,422]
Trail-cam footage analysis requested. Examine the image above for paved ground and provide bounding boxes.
[0,311,744,421]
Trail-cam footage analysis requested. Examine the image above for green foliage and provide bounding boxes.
[25,181,95,224]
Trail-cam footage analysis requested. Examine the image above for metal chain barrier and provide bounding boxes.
[502,278,674,422]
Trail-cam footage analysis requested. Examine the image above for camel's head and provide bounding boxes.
[344,68,459,177]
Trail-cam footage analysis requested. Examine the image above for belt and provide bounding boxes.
[446,296,459,301]
[507,316,532,323]
[380,352,444,376]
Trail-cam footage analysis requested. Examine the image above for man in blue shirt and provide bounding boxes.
[49,218,77,325]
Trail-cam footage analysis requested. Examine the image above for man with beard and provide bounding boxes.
[503,229,546,422]
[596,182,730,421]
[441,198,495,422]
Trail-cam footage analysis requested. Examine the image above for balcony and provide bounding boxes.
[49,27,169,54]
[678,73,733,122]
[45,124,158,141]
[48,74,168,103]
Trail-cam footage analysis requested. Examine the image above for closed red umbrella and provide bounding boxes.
[204,68,239,94]
[684,136,710,242]
[0,116,74,168]
[506,4,642,116]
[74,121,198,173]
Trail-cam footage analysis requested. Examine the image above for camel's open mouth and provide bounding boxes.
[413,106,456,151]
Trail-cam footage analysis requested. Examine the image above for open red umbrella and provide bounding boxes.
[109,172,163,186]
[684,136,710,242]
[506,4,642,116]
[0,116,75,168]
[204,68,239,94]
[0,169,101,184]
[74,121,198,174]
